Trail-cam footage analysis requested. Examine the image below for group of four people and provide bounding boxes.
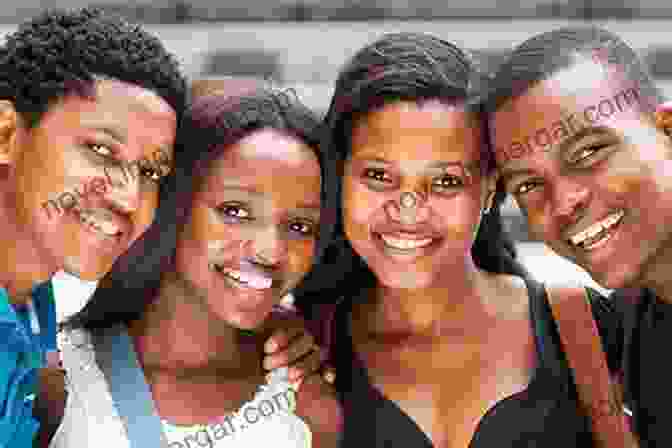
[1,6,671,448]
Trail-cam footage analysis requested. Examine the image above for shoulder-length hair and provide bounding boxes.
[294,32,529,311]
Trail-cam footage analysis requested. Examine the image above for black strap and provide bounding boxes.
[91,324,168,447]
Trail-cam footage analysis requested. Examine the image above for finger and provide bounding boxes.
[286,347,322,381]
[264,325,305,354]
[263,332,316,370]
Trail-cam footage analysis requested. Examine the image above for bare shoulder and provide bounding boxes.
[294,374,343,448]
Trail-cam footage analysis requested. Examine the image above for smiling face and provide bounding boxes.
[6,77,177,281]
[491,57,672,289]
[174,128,321,330]
[343,100,493,290]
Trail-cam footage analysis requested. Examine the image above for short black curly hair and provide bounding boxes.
[0,7,187,128]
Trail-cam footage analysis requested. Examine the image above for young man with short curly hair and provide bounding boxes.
[0,7,187,445]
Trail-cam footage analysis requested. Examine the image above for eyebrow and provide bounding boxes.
[554,125,612,156]
[358,157,476,171]
[83,125,127,145]
[499,125,613,185]
[294,205,321,217]
[219,185,321,212]
[219,185,264,195]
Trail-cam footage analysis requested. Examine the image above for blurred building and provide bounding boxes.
[4,0,672,22]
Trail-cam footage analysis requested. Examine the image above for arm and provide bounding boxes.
[263,305,335,385]
[294,374,343,448]
[0,289,41,446]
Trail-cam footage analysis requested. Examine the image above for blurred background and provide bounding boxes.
[4,1,664,319]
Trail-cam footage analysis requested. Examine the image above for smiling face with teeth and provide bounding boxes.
[491,57,672,289]
[174,128,321,330]
[343,100,494,290]
[1,78,177,286]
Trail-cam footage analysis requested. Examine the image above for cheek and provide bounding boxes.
[439,190,485,240]
[177,207,237,263]
[342,178,384,234]
[287,240,316,285]
[601,153,652,195]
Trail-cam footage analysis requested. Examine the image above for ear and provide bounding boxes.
[655,101,672,138]
[0,100,19,166]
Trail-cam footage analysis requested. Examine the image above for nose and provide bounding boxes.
[385,186,430,225]
[550,177,591,227]
[102,161,142,214]
[249,224,289,267]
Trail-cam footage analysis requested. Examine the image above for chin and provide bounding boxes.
[216,303,276,331]
[589,262,641,290]
[227,313,270,331]
[374,267,436,290]
[62,257,112,282]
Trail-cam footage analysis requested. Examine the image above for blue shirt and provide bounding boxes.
[0,281,57,447]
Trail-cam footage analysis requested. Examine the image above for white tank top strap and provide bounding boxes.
[50,329,312,448]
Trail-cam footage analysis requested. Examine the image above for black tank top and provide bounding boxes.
[328,277,623,448]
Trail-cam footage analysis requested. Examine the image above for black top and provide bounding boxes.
[327,277,625,448]
[614,287,672,447]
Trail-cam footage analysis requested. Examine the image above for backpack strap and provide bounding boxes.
[547,286,638,447]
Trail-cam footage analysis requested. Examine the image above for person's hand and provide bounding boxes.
[263,309,336,384]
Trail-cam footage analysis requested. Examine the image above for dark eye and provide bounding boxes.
[364,168,391,183]
[432,175,463,191]
[513,179,541,196]
[218,204,251,220]
[570,143,608,164]
[288,220,317,236]
[88,143,114,157]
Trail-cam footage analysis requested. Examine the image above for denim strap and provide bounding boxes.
[91,324,169,448]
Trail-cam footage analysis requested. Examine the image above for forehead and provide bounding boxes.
[350,100,483,163]
[204,128,321,196]
[94,78,176,117]
[491,58,647,160]
[41,78,177,137]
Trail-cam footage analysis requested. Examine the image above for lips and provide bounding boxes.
[71,206,132,251]
[75,209,122,237]
[211,262,275,290]
[371,227,443,257]
[379,234,435,250]
[566,209,624,251]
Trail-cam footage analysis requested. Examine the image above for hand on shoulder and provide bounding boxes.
[294,373,342,448]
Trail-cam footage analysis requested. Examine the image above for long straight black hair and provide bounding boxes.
[294,32,529,312]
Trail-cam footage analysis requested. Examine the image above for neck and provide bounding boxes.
[129,271,262,380]
[639,238,672,304]
[367,257,496,336]
[0,194,54,302]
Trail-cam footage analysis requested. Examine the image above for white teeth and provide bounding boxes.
[569,210,624,247]
[77,212,120,236]
[225,270,243,282]
[380,235,434,250]
[217,268,273,289]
